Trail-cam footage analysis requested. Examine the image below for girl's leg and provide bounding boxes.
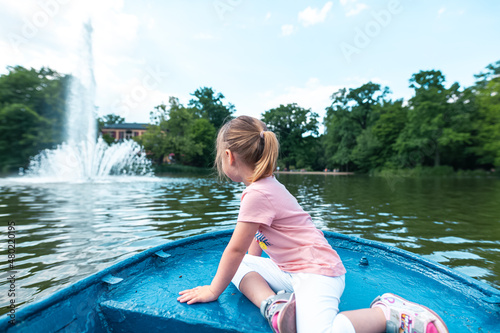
[232,256,387,333]
[239,271,275,307]
[231,254,294,304]
[339,308,386,333]
[291,273,347,333]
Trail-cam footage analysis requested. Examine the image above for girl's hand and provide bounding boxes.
[177,222,259,305]
[177,285,218,305]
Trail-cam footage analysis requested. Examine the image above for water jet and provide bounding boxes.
[24,20,152,182]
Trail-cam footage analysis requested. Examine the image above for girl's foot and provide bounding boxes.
[260,291,296,333]
[370,293,449,333]
[277,293,296,333]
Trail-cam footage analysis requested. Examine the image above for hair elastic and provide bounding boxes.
[260,130,265,139]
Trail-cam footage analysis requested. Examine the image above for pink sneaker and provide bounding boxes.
[370,293,449,333]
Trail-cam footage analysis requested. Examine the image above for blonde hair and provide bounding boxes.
[215,116,279,183]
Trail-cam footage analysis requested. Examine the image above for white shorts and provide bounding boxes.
[232,254,349,333]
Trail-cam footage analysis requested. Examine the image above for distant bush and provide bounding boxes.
[154,164,212,175]
[373,166,498,178]
[455,169,498,178]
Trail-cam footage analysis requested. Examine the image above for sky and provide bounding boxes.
[1,0,499,127]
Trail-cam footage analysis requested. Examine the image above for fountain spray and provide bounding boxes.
[25,21,153,182]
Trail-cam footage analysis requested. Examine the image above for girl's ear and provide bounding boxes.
[225,149,236,165]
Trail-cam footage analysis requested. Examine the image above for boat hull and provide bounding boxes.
[2,230,499,332]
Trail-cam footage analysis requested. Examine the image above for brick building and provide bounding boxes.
[101,123,148,141]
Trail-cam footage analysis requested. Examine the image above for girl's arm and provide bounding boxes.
[177,221,260,305]
[247,237,263,257]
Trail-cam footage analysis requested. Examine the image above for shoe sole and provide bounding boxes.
[383,293,449,333]
[277,293,296,333]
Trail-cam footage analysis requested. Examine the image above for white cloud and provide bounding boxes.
[265,12,271,21]
[262,78,345,121]
[0,0,147,121]
[193,33,215,40]
[147,18,155,30]
[53,0,139,50]
[281,24,295,36]
[345,4,368,17]
[298,2,333,27]
[99,74,169,122]
[438,7,446,17]
[339,0,368,17]
[0,0,38,17]
[261,77,396,124]
[0,40,24,73]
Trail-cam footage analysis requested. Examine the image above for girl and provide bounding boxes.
[178,116,448,333]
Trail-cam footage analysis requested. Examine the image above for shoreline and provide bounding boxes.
[275,171,354,175]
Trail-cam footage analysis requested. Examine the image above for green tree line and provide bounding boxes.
[1,61,499,174]
[0,66,69,173]
[322,61,500,174]
[139,60,499,173]
[135,87,234,168]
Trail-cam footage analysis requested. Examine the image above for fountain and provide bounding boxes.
[24,21,152,182]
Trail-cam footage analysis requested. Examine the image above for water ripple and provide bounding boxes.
[0,174,498,314]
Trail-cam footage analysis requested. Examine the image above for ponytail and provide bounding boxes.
[251,131,279,182]
[215,116,279,183]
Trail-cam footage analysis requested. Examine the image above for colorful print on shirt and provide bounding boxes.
[255,231,271,250]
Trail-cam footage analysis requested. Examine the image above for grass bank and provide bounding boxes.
[275,171,354,175]
[371,166,499,178]
[154,164,213,176]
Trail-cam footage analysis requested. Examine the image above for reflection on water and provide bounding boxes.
[281,174,500,288]
[0,174,499,314]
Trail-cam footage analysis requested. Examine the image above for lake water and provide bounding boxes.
[1,173,499,315]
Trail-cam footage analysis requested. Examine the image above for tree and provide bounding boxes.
[395,70,470,168]
[0,66,68,145]
[261,103,319,170]
[0,66,68,172]
[323,83,389,171]
[347,82,389,130]
[474,60,500,89]
[188,87,235,130]
[472,61,500,167]
[440,85,481,170]
[162,98,200,165]
[189,118,216,167]
[0,104,47,172]
[98,114,125,127]
[137,97,217,167]
[351,126,383,172]
[135,123,169,165]
[323,89,358,171]
[137,101,173,164]
[370,100,407,169]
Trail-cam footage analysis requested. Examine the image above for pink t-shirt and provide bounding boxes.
[237,176,346,277]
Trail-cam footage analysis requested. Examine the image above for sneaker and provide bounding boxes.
[370,293,449,333]
[260,291,296,333]
[278,293,296,333]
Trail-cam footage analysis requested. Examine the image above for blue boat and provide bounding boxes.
[2,230,499,332]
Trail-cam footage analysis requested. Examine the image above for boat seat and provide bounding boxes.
[98,287,269,333]
[97,248,270,333]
